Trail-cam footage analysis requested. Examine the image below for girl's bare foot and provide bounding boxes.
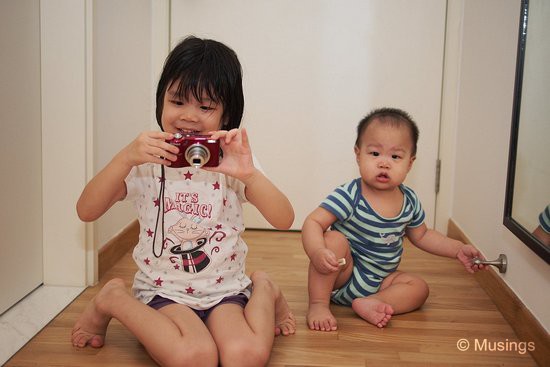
[351,297,393,328]
[250,271,296,336]
[274,292,296,336]
[71,278,126,348]
[306,302,337,331]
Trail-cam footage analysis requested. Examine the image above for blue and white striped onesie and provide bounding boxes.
[320,178,425,306]
[539,204,550,234]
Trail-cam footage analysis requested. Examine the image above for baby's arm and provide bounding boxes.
[406,224,484,273]
[302,207,341,274]
[533,225,550,246]
[77,131,177,222]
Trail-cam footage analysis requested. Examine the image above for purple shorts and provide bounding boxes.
[147,294,248,321]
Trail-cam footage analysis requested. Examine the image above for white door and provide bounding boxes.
[0,0,43,314]
[171,0,445,230]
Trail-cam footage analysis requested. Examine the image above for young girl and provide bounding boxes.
[302,107,485,331]
[72,36,296,367]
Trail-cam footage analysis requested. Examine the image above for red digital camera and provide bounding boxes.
[166,132,220,168]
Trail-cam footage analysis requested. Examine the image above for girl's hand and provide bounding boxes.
[121,131,179,167]
[311,248,340,274]
[457,244,486,273]
[206,128,256,181]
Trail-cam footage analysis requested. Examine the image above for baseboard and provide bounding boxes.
[447,219,549,367]
[98,219,139,279]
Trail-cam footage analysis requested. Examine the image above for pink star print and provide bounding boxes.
[158,176,165,183]
[153,198,160,207]
[230,253,237,261]
[212,181,220,190]
[215,224,223,230]
[144,257,150,265]
[154,277,163,286]
[185,287,195,294]
[216,276,224,284]
[183,171,193,180]
[146,228,154,237]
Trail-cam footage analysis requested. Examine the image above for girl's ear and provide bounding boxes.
[221,116,229,129]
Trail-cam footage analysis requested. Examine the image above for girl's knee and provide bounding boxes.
[161,340,218,367]
[219,339,271,367]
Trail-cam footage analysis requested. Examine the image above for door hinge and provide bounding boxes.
[435,159,441,194]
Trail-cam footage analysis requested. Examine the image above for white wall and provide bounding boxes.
[94,0,446,244]
[443,0,550,331]
[171,0,446,230]
[93,0,157,249]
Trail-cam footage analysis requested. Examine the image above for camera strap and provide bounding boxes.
[152,164,166,258]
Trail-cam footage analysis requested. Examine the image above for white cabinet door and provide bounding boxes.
[0,0,43,314]
[171,0,445,229]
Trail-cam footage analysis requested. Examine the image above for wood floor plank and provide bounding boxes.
[5,230,539,366]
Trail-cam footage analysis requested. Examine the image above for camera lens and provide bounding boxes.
[185,143,210,167]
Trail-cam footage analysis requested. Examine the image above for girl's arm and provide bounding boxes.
[242,169,294,230]
[77,131,177,222]
[208,128,294,229]
[76,152,131,222]
[406,223,484,273]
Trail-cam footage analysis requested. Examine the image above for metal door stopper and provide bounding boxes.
[473,254,507,273]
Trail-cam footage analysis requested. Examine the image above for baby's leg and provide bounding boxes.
[72,278,218,367]
[351,297,394,328]
[307,230,352,332]
[351,271,429,328]
[205,271,295,367]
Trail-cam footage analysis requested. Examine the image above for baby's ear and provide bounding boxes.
[354,145,360,161]
[408,155,416,170]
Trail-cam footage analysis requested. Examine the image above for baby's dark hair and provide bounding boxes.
[155,36,244,130]
[355,107,420,156]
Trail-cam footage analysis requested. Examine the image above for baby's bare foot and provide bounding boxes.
[307,302,337,331]
[351,297,393,328]
[71,278,125,348]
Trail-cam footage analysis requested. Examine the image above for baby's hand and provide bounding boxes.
[457,244,485,273]
[121,131,179,167]
[311,248,340,274]
[206,128,256,181]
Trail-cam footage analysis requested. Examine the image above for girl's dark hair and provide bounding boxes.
[155,36,244,130]
[355,107,420,156]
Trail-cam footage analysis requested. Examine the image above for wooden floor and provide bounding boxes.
[6,230,538,366]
